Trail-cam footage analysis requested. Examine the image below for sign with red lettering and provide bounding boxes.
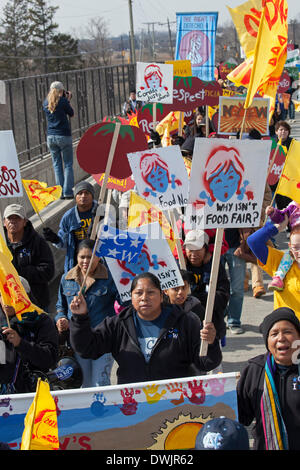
[267,138,287,186]
[277,71,291,93]
[0,131,23,198]
[167,76,223,111]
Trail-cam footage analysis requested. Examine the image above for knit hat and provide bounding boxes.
[195,417,250,450]
[74,181,95,198]
[259,307,300,348]
[50,81,64,91]
[183,230,209,250]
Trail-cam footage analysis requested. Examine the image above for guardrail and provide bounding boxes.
[0,63,136,167]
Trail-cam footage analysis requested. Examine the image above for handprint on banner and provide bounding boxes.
[142,384,166,404]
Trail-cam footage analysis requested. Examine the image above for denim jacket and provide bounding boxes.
[55,262,118,328]
[56,201,98,272]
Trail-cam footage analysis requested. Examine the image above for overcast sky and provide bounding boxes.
[0,0,299,38]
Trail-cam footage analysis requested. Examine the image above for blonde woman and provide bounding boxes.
[43,81,75,199]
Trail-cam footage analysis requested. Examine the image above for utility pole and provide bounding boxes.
[143,22,158,61]
[167,18,174,58]
[128,0,136,63]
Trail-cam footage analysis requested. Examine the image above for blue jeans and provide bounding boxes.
[75,352,114,388]
[47,135,74,197]
[222,248,246,327]
[289,100,295,119]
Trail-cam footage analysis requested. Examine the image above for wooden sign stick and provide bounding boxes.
[153,102,157,133]
[199,227,224,356]
[205,106,209,137]
[78,189,113,298]
[168,209,186,270]
[178,112,183,137]
[90,122,121,240]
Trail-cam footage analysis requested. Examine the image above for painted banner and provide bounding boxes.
[0,130,23,198]
[218,96,269,136]
[0,372,239,450]
[105,222,183,302]
[136,62,174,104]
[95,225,146,262]
[186,138,271,229]
[218,61,237,80]
[127,146,189,211]
[175,12,218,81]
[165,59,192,77]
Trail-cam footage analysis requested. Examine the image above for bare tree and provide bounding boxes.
[80,17,112,67]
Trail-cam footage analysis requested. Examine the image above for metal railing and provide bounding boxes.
[0,63,136,167]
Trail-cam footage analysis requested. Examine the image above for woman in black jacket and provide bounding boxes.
[0,301,59,394]
[69,272,222,385]
[237,307,300,450]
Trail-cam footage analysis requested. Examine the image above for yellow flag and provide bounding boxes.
[227,0,262,58]
[228,0,288,113]
[0,252,43,320]
[21,379,59,450]
[0,232,12,261]
[128,192,176,252]
[276,140,300,204]
[22,179,62,213]
[156,111,185,147]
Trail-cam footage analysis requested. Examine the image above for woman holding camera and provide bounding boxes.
[43,81,75,199]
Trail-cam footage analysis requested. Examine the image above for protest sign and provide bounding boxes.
[92,173,135,192]
[0,130,23,198]
[0,372,238,450]
[127,145,189,211]
[186,138,271,229]
[165,59,192,77]
[277,71,291,93]
[175,12,218,81]
[170,76,223,111]
[136,62,174,104]
[105,222,183,303]
[218,61,237,80]
[218,96,269,136]
[267,138,287,186]
[76,122,148,178]
[137,102,194,137]
[95,225,146,262]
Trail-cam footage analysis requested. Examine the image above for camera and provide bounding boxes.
[63,90,72,100]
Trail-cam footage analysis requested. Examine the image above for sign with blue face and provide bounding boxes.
[96,225,146,263]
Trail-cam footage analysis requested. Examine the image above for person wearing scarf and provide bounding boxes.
[237,307,300,450]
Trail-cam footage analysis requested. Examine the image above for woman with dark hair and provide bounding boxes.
[237,307,300,450]
[55,238,118,387]
[69,272,222,385]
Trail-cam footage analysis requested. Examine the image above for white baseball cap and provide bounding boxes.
[183,230,209,250]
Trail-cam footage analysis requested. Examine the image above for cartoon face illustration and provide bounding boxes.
[209,162,241,202]
[144,64,163,90]
[118,245,167,286]
[148,165,169,193]
[199,145,251,206]
[140,152,182,198]
[126,250,150,275]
